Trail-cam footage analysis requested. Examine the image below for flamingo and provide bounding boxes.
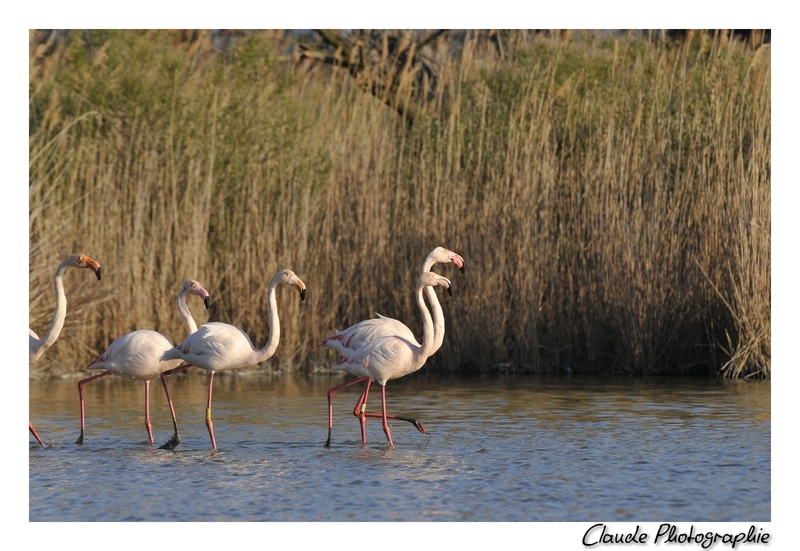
[75,279,210,450]
[328,271,452,448]
[316,246,463,444]
[314,246,464,357]
[162,269,307,450]
[29,253,102,446]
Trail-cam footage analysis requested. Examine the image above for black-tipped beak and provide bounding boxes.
[459,265,465,275]
[446,286,453,297]
[300,288,307,301]
[95,267,102,281]
[204,296,210,310]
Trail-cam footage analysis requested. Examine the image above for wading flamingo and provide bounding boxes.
[162,269,307,450]
[29,253,102,446]
[75,280,210,450]
[315,246,463,443]
[328,271,451,448]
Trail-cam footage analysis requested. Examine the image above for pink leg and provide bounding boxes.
[75,371,112,445]
[158,372,181,450]
[29,422,45,446]
[380,384,394,448]
[352,379,373,444]
[324,376,369,447]
[143,380,154,445]
[206,372,217,450]
[357,382,429,436]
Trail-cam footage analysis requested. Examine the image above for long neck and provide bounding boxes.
[420,253,444,348]
[30,260,70,363]
[412,283,437,370]
[421,254,436,273]
[176,289,198,336]
[425,285,446,353]
[253,277,282,363]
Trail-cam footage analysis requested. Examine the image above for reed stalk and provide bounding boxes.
[29,30,770,377]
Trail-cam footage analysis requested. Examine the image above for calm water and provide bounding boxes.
[29,372,770,522]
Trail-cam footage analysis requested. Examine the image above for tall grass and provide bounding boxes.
[28,30,770,378]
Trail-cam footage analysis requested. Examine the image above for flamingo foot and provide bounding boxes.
[75,431,85,445]
[324,428,332,448]
[395,416,429,434]
[159,432,181,450]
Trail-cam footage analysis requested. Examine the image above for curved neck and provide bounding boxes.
[425,285,446,353]
[420,252,437,273]
[30,260,72,363]
[413,283,437,369]
[253,276,282,363]
[176,289,198,336]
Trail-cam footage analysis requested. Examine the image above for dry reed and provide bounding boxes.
[28,30,770,378]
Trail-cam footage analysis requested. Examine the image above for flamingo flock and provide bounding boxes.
[29,247,464,450]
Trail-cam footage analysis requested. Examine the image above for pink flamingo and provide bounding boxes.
[316,247,463,445]
[328,271,451,448]
[75,280,210,449]
[162,269,307,450]
[29,253,102,446]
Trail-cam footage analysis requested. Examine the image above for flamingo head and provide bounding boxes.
[276,269,307,301]
[181,279,211,309]
[419,271,452,297]
[428,247,465,275]
[70,253,103,280]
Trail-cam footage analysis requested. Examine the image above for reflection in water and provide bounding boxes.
[30,372,770,522]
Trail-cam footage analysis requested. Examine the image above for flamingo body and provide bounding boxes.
[332,335,419,383]
[164,322,264,372]
[86,330,183,381]
[317,314,418,357]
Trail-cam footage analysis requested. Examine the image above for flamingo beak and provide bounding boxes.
[446,286,453,297]
[203,296,210,310]
[297,283,307,301]
[88,259,102,280]
[79,255,102,280]
[450,253,465,275]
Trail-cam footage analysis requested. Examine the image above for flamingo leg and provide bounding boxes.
[29,422,45,446]
[356,379,429,435]
[206,371,217,450]
[353,379,373,444]
[158,372,181,450]
[360,412,429,434]
[380,384,394,448]
[75,371,112,445]
[162,363,193,377]
[143,380,155,445]
[324,376,369,447]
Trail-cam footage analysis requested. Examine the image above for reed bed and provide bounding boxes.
[28,30,770,378]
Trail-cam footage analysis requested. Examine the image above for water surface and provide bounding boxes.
[29,372,770,522]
